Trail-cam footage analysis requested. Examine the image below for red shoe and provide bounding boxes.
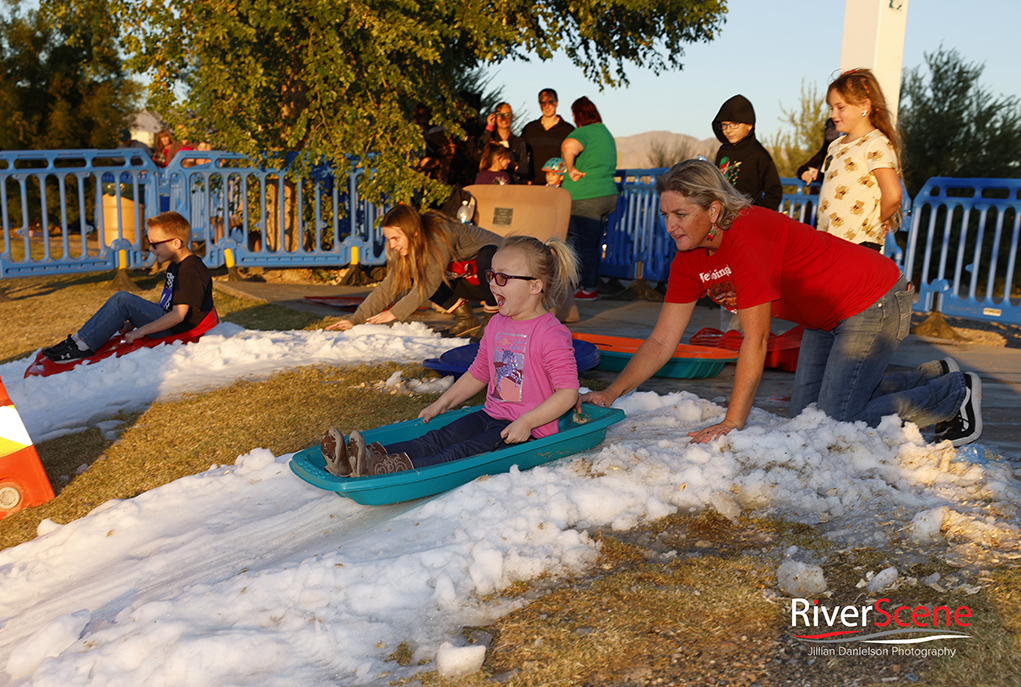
[574,288,598,300]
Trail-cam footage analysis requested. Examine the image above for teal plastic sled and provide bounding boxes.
[289,402,626,506]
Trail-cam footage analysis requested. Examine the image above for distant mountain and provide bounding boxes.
[614,130,720,169]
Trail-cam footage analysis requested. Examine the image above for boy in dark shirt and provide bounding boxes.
[712,95,783,210]
[43,212,214,362]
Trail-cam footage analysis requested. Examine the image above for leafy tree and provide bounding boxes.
[764,80,829,179]
[46,0,727,206]
[0,2,140,152]
[899,46,1021,197]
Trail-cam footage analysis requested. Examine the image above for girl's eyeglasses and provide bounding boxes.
[485,270,535,286]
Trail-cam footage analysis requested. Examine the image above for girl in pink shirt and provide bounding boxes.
[321,236,581,477]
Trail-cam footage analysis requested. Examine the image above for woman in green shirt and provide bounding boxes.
[561,97,619,299]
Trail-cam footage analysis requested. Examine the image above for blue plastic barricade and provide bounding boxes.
[903,177,1021,325]
[3,148,1019,326]
[1,149,158,277]
[163,152,390,270]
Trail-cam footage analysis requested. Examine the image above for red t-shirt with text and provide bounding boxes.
[665,206,900,331]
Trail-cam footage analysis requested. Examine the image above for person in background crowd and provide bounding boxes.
[816,69,902,252]
[475,142,513,185]
[712,95,783,210]
[166,125,195,168]
[153,129,174,168]
[117,128,154,159]
[414,103,456,184]
[542,157,566,187]
[521,89,575,184]
[477,102,530,185]
[797,118,839,186]
[561,96,619,300]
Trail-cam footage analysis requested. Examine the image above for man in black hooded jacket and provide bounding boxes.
[712,95,783,210]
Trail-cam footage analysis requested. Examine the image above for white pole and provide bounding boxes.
[840,0,909,122]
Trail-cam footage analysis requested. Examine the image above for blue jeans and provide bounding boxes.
[790,278,966,428]
[77,291,172,351]
[385,410,512,468]
[567,194,618,290]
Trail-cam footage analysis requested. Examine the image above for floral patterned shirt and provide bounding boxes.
[817,129,899,245]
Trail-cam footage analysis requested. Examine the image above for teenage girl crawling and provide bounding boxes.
[321,235,581,477]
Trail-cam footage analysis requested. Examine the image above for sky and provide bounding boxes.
[491,0,1021,140]
[0,320,1018,684]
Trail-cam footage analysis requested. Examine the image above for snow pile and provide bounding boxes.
[865,566,899,593]
[0,321,464,443]
[0,331,1018,685]
[5,610,91,679]
[776,560,827,596]
[436,642,487,680]
[604,392,1020,565]
[0,449,605,685]
[355,370,455,396]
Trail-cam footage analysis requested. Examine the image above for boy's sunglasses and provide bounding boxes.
[148,238,176,248]
[485,269,535,286]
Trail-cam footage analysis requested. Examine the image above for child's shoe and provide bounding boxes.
[348,430,367,476]
[320,427,351,477]
[42,336,94,363]
[366,449,414,475]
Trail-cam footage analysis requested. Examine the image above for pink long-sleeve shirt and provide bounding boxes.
[467,313,579,438]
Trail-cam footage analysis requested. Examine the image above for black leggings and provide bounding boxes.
[430,244,498,310]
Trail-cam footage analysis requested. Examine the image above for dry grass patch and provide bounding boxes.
[407,550,777,687]
[0,362,460,552]
[924,565,1021,687]
[0,270,332,364]
[399,515,1021,686]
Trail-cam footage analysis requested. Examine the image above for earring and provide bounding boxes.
[707,222,717,240]
[861,110,868,117]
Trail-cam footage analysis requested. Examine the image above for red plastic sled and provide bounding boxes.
[25,308,221,379]
[688,325,805,372]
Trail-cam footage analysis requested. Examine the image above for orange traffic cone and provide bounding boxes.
[0,377,54,519]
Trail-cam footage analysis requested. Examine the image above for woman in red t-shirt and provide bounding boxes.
[579,160,981,448]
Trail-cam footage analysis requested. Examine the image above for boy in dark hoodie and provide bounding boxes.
[712,95,783,210]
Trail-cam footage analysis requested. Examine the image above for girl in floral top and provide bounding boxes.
[817,69,902,252]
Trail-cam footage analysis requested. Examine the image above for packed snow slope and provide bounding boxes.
[0,323,1018,686]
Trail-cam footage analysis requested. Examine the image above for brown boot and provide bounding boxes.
[447,300,481,338]
[321,427,351,477]
[366,450,414,475]
[348,430,367,476]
